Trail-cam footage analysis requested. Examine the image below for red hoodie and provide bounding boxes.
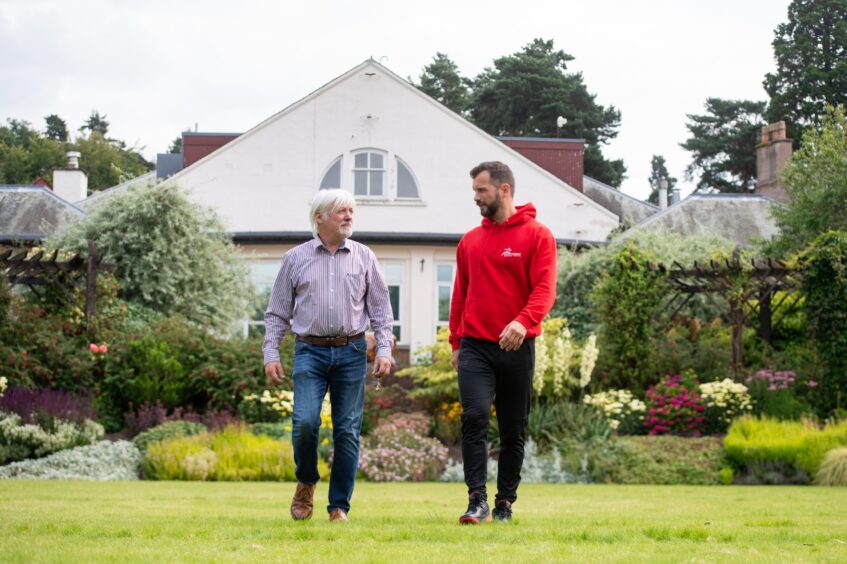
[449,203,557,350]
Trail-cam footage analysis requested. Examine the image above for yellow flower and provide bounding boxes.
[321,438,329,446]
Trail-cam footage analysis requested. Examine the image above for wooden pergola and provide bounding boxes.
[1,241,113,325]
[643,253,801,377]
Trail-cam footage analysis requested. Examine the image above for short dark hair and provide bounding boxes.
[470,161,515,194]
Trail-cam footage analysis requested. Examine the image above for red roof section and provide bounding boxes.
[499,137,584,191]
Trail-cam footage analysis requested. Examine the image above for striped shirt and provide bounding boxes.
[262,236,394,365]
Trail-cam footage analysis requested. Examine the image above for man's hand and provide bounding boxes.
[452,349,460,371]
[373,356,394,379]
[499,320,527,351]
[265,361,285,387]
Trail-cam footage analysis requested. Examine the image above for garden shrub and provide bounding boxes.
[396,328,457,404]
[591,244,667,394]
[0,411,104,464]
[432,401,462,445]
[362,382,423,436]
[801,230,847,416]
[698,378,752,435]
[143,424,312,481]
[595,436,726,485]
[0,440,141,480]
[650,318,733,384]
[249,421,291,441]
[132,420,208,452]
[643,373,705,436]
[815,447,847,486]
[724,416,847,478]
[582,389,646,434]
[0,386,98,426]
[239,389,292,423]
[123,401,239,437]
[358,411,448,481]
[439,438,581,484]
[745,369,815,420]
[553,230,734,339]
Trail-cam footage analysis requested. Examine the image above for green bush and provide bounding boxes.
[248,421,291,441]
[132,420,207,452]
[596,436,726,485]
[554,230,735,339]
[815,447,847,486]
[0,411,104,464]
[650,318,733,384]
[724,416,847,476]
[591,244,667,394]
[801,230,847,416]
[142,424,319,481]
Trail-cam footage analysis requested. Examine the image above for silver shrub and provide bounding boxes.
[0,412,104,461]
[439,439,581,484]
[0,440,141,480]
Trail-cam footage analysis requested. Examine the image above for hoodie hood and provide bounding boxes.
[481,203,537,228]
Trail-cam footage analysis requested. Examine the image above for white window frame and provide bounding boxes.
[435,262,455,333]
[380,260,406,344]
[352,149,387,198]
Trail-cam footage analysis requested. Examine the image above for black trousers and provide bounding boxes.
[458,336,534,504]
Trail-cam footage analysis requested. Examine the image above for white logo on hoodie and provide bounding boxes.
[501,248,522,258]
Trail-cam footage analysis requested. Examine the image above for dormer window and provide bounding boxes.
[318,149,421,201]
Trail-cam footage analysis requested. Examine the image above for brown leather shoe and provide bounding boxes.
[290,482,316,520]
[328,508,348,522]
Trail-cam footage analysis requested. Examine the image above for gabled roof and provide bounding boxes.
[582,176,659,226]
[0,185,85,243]
[162,59,618,228]
[621,193,782,247]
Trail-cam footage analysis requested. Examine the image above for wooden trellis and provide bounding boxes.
[0,240,113,324]
[639,253,801,376]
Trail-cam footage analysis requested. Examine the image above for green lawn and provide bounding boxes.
[1,481,845,562]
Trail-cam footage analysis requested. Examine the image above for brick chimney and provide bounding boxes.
[498,137,585,191]
[52,151,88,202]
[755,122,792,203]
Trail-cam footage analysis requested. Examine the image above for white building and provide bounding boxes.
[117,60,621,360]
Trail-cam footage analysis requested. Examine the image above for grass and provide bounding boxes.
[1,481,846,562]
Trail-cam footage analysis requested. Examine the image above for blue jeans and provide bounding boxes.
[291,338,367,514]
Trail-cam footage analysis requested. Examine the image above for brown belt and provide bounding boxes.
[296,332,365,346]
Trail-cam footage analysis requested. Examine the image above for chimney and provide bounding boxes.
[755,122,792,203]
[52,151,88,202]
[658,177,668,210]
[670,188,680,205]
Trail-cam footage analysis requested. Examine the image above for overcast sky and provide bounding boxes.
[1,0,792,200]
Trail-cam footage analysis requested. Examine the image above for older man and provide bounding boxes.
[263,188,394,522]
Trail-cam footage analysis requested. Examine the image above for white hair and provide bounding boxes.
[309,189,356,236]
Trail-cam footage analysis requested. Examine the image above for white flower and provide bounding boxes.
[579,335,598,388]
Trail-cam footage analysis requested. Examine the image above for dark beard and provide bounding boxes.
[479,195,501,219]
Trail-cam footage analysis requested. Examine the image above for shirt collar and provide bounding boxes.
[311,235,349,253]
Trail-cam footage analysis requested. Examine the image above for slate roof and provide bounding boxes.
[582,176,660,226]
[0,185,84,243]
[621,193,782,247]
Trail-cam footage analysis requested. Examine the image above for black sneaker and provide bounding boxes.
[459,492,491,524]
[492,500,512,522]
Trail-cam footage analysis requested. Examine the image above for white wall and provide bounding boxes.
[171,62,618,245]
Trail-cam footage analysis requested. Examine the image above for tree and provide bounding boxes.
[80,111,109,136]
[680,98,765,193]
[44,114,68,142]
[646,155,677,205]
[168,136,183,154]
[416,52,472,115]
[467,38,626,186]
[0,118,66,184]
[764,0,847,142]
[46,182,253,331]
[770,105,847,255]
[73,133,152,190]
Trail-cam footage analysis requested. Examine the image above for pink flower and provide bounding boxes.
[807,380,818,388]
[89,343,99,353]
[98,344,108,354]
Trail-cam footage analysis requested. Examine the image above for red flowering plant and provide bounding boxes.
[643,373,706,436]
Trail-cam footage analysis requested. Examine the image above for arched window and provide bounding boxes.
[396,157,420,199]
[319,156,342,189]
[317,150,422,201]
